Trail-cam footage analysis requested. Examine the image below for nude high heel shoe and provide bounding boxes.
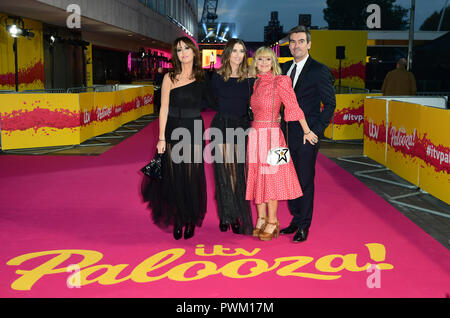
[258,221,280,241]
[253,217,266,237]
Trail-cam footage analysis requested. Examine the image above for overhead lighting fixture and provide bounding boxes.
[7,24,23,38]
[216,23,222,37]
[205,30,214,38]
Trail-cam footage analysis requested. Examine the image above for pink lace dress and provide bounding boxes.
[245,72,305,205]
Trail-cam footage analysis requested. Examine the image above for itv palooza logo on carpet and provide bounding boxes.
[6,243,393,291]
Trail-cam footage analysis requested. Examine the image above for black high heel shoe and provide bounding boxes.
[184,224,195,240]
[219,221,229,232]
[231,222,241,234]
[173,224,183,240]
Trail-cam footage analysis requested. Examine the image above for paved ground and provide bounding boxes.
[320,140,450,249]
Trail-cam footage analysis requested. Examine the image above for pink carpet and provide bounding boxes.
[1,110,449,298]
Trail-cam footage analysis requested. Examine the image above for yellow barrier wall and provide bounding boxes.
[0,14,44,91]
[0,86,154,150]
[364,98,450,204]
[79,92,95,144]
[363,98,387,165]
[0,94,80,149]
[417,106,450,204]
[386,101,421,186]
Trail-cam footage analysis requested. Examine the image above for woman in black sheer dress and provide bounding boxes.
[141,37,216,240]
[210,39,254,235]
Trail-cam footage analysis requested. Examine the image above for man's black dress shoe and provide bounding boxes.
[280,224,298,235]
[184,224,195,240]
[293,228,309,243]
[173,225,183,240]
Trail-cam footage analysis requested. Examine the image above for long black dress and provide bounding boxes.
[210,72,255,235]
[141,79,216,230]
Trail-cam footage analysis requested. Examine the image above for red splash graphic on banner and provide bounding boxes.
[81,94,153,126]
[330,62,366,80]
[1,106,80,133]
[0,61,45,86]
[363,118,449,174]
[333,104,364,126]
[416,134,450,174]
[364,118,386,144]
[0,72,15,87]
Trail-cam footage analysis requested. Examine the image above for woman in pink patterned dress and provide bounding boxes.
[246,47,318,241]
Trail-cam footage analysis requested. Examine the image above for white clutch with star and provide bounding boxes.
[267,147,291,166]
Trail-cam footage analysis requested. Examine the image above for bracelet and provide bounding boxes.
[304,131,311,135]
[158,139,166,142]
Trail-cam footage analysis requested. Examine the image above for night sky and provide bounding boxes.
[198,0,448,41]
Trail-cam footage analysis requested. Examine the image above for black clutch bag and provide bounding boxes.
[247,105,254,121]
[141,153,163,179]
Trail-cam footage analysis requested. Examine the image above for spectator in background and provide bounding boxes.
[382,58,417,96]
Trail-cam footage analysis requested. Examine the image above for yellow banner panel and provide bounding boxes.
[363,98,387,165]
[143,86,154,111]
[92,91,125,137]
[0,14,44,91]
[0,94,80,150]
[417,106,450,204]
[326,94,382,140]
[309,30,368,89]
[79,92,96,144]
[386,101,421,186]
[86,44,93,87]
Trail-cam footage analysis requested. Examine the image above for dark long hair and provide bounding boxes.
[169,37,204,83]
[217,38,249,82]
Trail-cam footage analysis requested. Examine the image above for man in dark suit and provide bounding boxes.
[280,26,336,242]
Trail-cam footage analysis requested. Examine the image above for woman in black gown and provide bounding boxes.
[210,39,254,235]
[141,37,216,240]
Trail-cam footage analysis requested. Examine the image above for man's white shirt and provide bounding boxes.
[287,54,309,88]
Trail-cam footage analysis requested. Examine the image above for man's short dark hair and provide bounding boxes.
[397,58,407,68]
[288,25,311,43]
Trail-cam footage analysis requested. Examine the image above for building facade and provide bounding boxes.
[0,0,198,91]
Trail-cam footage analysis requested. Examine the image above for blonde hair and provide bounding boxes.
[249,46,282,77]
[217,39,249,82]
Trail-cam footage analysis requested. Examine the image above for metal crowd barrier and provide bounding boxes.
[0,85,124,94]
[417,91,450,97]
[66,86,95,93]
[334,86,370,94]
[21,88,67,94]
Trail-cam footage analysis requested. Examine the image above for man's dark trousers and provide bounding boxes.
[281,56,336,231]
